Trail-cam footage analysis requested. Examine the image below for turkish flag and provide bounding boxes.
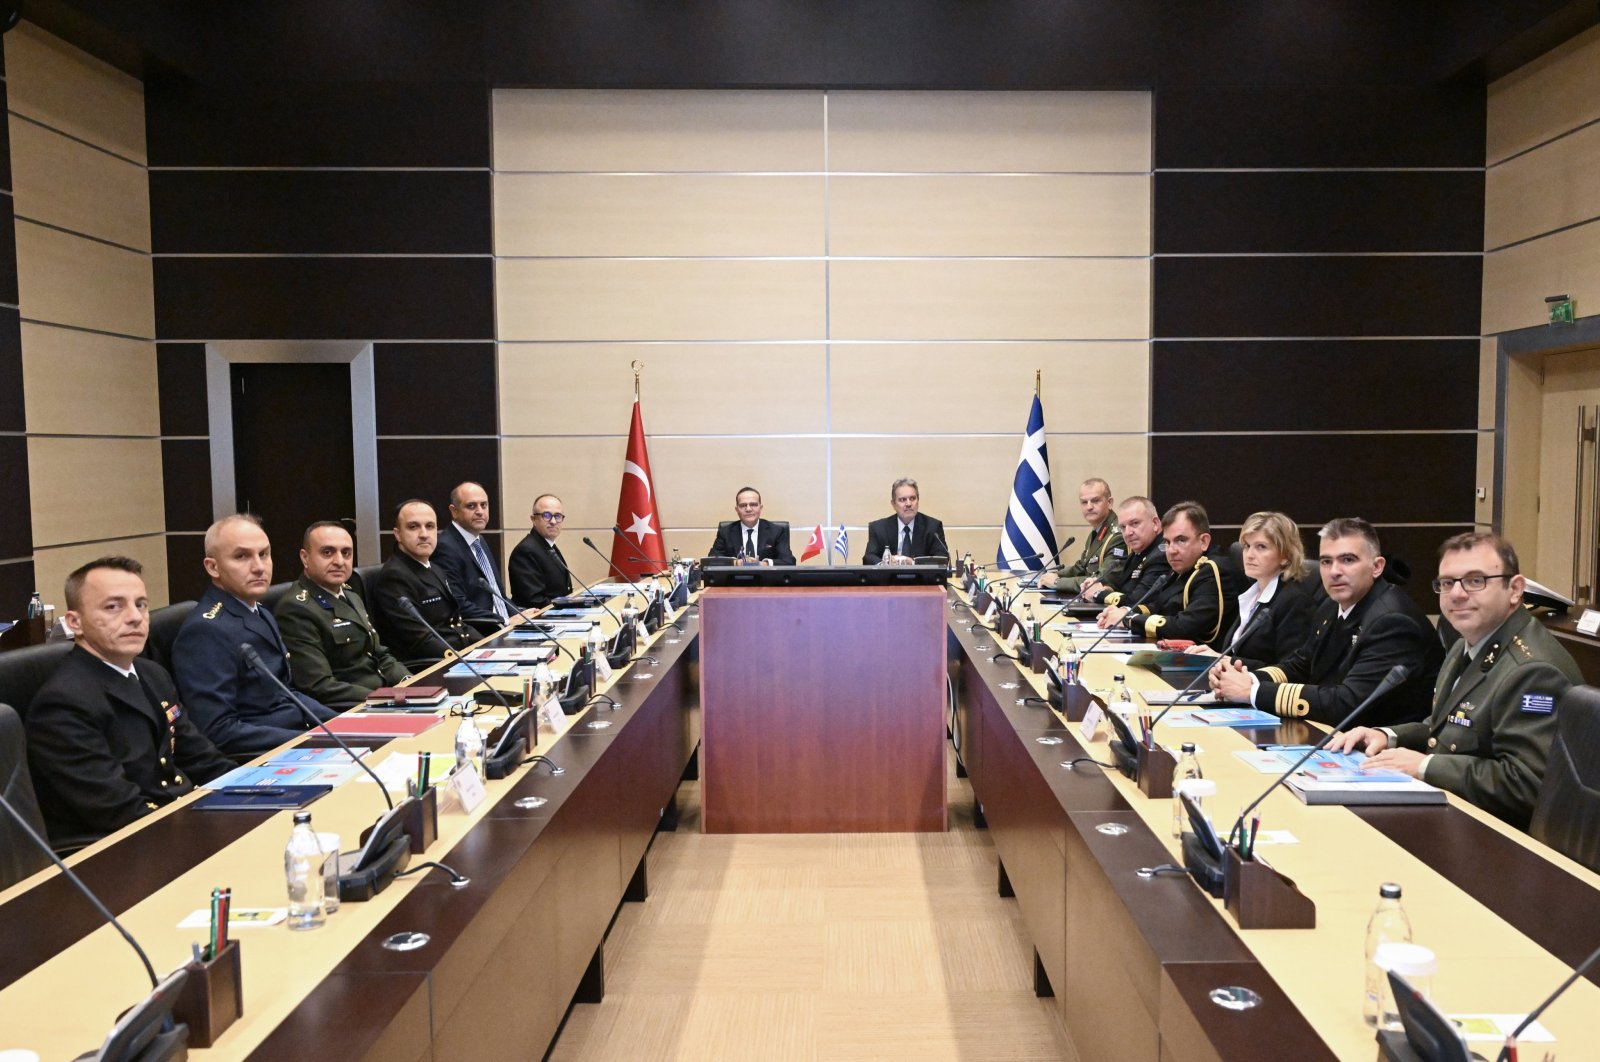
[610,400,668,580]
[800,524,825,562]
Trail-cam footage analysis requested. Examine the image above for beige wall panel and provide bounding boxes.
[4,22,146,164]
[492,89,824,172]
[8,117,151,251]
[15,221,155,339]
[1486,24,1600,166]
[830,342,1147,434]
[21,323,158,436]
[1478,337,1497,430]
[494,174,824,257]
[500,436,627,539]
[1485,121,1600,250]
[28,437,164,547]
[33,534,171,611]
[1482,224,1600,335]
[829,433,1147,530]
[829,175,1149,257]
[829,91,1150,173]
[499,343,827,436]
[497,259,825,341]
[830,259,1149,341]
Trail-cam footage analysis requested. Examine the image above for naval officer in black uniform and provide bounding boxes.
[275,521,411,709]
[368,500,495,669]
[171,514,336,757]
[27,556,234,847]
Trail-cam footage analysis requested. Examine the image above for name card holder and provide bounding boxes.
[1135,743,1176,799]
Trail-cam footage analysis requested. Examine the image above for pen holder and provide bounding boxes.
[1222,847,1316,929]
[1029,643,1053,675]
[403,784,438,854]
[1060,683,1100,722]
[173,939,243,1048]
[1135,743,1175,799]
[972,591,995,620]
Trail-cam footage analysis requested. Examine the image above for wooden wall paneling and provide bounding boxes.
[828,174,1150,257]
[1482,224,1600,336]
[0,436,31,558]
[645,436,829,532]
[374,343,497,437]
[32,534,171,611]
[1485,23,1600,166]
[498,342,827,437]
[493,174,825,257]
[0,307,23,433]
[3,22,146,164]
[27,437,164,547]
[1485,121,1600,250]
[500,436,628,538]
[0,561,36,614]
[827,91,1151,172]
[829,259,1150,341]
[15,221,154,338]
[20,323,157,436]
[491,89,825,172]
[830,342,1148,435]
[497,258,825,342]
[7,116,150,251]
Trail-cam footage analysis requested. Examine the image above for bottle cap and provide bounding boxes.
[293,811,312,825]
[1379,882,1402,900]
[1374,942,1436,978]
[1180,742,1197,753]
[1114,673,1126,682]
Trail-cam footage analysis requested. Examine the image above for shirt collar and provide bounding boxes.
[98,657,138,679]
[453,522,479,546]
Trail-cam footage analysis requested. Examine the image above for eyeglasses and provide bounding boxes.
[1431,573,1513,594]
[535,512,566,523]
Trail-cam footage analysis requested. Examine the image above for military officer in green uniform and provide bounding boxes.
[275,521,411,709]
[1042,478,1124,595]
[1331,531,1581,830]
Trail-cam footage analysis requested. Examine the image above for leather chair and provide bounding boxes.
[349,564,384,603]
[1530,685,1600,874]
[0,704,52,889]
[142,599,197,672]
[0,642,72,724]
[259,580,295,614]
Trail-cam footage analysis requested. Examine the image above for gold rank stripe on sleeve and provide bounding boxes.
[1274,682,1310,717]
[1105,592,1123,606]
[1136,604,1151,616]
[1261,666,1287,683]
[1146,615,1166,635]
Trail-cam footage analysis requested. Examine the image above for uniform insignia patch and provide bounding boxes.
[1520,693,1555,715]
[1446,710,1472,728]
[295,589,308,602]
[203,602,222,619]
[164,701,181,723]
[1110,548,1125,558]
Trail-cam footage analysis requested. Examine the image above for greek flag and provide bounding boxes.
[997,393,1058,570]
[833,524,849,561]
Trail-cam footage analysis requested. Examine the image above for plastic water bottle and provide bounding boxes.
[27,591,44,619]
[1061,632,1080,686]
[284,811,326,930]
[1024,602,1039,642]
[530,661,555,709]
[1111,673,1133,706]
[1363,883,1413,1027]
[454,715,485,771]
[1172,743,1202,837]
[587,621,606,657]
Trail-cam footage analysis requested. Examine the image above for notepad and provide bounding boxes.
[321,714,444,739]
[193,785,331,811]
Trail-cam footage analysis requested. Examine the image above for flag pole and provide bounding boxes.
[632,359,642,401]
[1035,368,1041,397]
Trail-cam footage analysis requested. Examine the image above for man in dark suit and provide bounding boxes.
[863,477,948,565]
[275,521,411,709]
[368,500,494,668]
[171,514,337,757]
[707,487,796,565]
[1212,517,1443,728]
[27,557,234,847]
[509,492,574,608]
[429,480,509,625]
[1331,531,1581,829]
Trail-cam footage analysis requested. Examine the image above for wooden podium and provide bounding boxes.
[700,584,948,833]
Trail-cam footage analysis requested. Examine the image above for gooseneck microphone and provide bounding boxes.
[240,644,395,809]
[590,533,653,602]
[1493,940,1600,1062]
[543,547,623,625]
[479,577,596,709]
[611,527,672,576]
[0,791,189,1059]
[395,596,511,715]
[1148,603,1275,729]
[1225,663,1409,847]
[1070,569,1176,659]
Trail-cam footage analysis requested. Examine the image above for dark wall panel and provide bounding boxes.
[0,561,36,619]
[153,257,494,341]
[149,171,492,255]
[376,438,501,531]
[165,536,209,603]
[0,207,17,307]
[374,343,497,437]
[1150,433,1475,527]
[156,342,208,436]
[0,436,33,558]
[1151,340,1478,433]
[0,307,23,433]
[1154,172,1485,255]
[1153,255,1482,339]
[160,440,213,533]
[0,108,11,193]
[145,81,491,168]
[1154,86,1486,169]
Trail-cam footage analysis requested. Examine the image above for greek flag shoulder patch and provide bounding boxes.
[1520,693,1556,715]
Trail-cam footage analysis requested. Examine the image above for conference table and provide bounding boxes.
[4,574,1600,1060]
[950,583,1600,1061]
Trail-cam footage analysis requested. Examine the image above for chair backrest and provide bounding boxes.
[142,599,197,672]
[1530,684,1600,873]
[349,565,383,602]
[0,642,73,724]
[258,581,295,614]
[0,703,52,889]
[1228,540,1244,568]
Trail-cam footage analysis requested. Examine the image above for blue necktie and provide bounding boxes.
[472,537,509,621]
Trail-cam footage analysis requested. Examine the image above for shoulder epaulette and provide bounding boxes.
[203,601,222,619]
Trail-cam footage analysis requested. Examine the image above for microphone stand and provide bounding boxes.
[480,578,608,711]
[1147,604,1274,729]
[397,596,512,716]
